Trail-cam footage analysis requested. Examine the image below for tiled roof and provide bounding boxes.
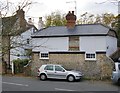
[31,24,115,37]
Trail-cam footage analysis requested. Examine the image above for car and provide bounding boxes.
[111,62,120,85]
[37,64,83,82]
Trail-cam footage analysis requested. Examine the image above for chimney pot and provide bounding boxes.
[16,7,25,28]
[28,18,33,25]
[38,17,44,30]
[18,6,20,10]
[72,11,74,15]
[66,11,76,29]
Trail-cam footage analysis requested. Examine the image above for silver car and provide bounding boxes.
[37,64,83,82]
[111,62,120,85]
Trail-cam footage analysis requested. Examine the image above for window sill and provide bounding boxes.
[85,59,96,62]
[39,58,49,60]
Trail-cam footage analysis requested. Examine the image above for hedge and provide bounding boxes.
[13,59,29,74]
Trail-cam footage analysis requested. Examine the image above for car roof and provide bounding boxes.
[43,64,62,66]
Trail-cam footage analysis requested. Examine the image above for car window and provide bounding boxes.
[44,65,53,71]
[55,66,64,71]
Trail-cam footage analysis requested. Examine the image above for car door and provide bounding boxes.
[44,65,55,78]
[54,65,67,79]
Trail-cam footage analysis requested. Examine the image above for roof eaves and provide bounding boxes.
[31,34,107,38]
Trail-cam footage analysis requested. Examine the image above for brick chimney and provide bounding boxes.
[16,6,25,19]
[16,6,26,28]
[66,11,76,29]
[38,17,44,30]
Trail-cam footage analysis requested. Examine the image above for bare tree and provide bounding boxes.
[0,0,37,73]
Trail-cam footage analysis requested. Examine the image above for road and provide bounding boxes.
[2,76,120,92]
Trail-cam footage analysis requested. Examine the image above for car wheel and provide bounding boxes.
[40,74,47,81]
[67,75,75,82]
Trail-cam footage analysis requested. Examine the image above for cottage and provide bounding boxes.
[31,11,117,79]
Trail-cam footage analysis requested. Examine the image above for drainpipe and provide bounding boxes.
[11,61,14,75]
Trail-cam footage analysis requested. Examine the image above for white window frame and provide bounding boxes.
[85,53,96,61]
[40,52,49,59]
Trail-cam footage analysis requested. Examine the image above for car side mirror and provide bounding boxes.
[62,70,65,72]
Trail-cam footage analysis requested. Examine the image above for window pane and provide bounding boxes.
[41,53,48,58]
[86,53,96,60]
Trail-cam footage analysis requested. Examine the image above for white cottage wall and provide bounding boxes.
[80,36,106,53]
[106,36,117,56]
[32,37,69,52]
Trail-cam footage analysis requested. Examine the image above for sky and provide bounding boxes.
[1,0,119,27]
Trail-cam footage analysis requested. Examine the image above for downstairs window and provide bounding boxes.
[85,53,96,61]
[40,52,49,59]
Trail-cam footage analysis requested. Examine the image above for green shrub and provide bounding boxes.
[13,59,29,74]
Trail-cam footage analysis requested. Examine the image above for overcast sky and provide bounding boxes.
[1,0,119,27]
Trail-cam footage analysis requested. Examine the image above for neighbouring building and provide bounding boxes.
[0,11,2,74]
[10,18,38,61]
[1,6,26,70]
[1,6,37,73]
[31,11,117,79]
[10,20,38,62]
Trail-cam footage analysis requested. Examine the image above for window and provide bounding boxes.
[40,52,49,59]
[27,39,30,44]
[85,53,96,60]
[44,65,53,71]
[118,64,120,70]
[113,64,116,71]
[55,66,64,71]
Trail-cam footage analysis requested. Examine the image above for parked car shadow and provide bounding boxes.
[38,78,83,82]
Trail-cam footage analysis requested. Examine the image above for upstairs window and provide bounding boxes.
[85,53,96,61]
[40,52,49,59]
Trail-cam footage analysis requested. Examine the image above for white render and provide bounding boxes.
[32,37,69,52]
[80,36,117,56]
[80,36,106,53]
[106,36,117,56]
[32,35,117,57]
[10,27,36,62]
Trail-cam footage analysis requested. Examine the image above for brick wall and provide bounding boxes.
[31,53,114,79]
